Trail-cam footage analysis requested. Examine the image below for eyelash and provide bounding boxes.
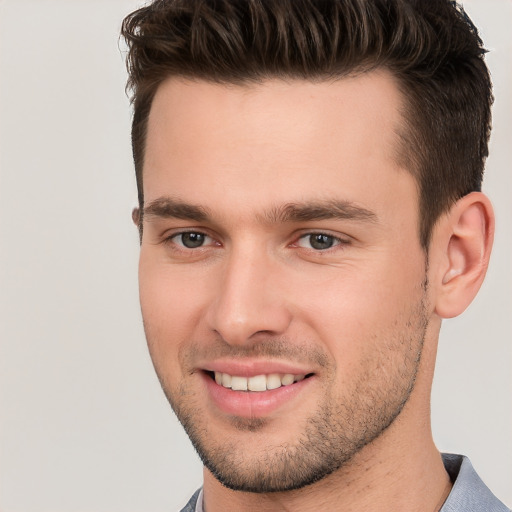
[165,231,217,250]
[163,230,349,254]
[294,232,349,251]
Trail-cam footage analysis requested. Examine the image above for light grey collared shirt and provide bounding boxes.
[440,454,510,512]
[180,454,510,512]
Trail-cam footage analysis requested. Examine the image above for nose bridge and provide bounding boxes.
[207,241,291,345]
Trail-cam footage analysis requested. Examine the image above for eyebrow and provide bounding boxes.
[262,200,378,224]
[143,197,210,222]
[143,197,378,225]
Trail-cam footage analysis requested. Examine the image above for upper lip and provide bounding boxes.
[200,359,314,377]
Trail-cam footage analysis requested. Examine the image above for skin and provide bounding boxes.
[136,71,494,511]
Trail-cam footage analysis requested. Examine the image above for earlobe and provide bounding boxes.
[434,192,494,319]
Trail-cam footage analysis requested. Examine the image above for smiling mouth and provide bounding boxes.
[206,371,314,392]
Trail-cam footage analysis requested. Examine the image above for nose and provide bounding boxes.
[205,246,292,347]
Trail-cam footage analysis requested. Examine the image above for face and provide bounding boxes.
[139,72,429,492]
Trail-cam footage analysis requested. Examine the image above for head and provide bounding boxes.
[121,0,494,495]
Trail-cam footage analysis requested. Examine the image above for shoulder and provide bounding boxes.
[441,453,510,512]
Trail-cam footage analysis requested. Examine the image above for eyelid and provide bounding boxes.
[293,231,351,250]
[163,228,220,249]
[158,227,350,252]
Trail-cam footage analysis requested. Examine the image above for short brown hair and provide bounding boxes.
[121,0,492,248]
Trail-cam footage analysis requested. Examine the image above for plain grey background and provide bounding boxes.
[0,0,510,510]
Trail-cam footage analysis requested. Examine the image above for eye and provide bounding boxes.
[171,231,213,249]
[296,233,342,251]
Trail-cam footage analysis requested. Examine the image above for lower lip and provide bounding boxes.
[202,373,314,418]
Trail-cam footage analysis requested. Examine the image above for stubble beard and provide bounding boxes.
[151,291,429,493]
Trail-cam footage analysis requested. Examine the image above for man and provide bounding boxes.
[121,1,509,510]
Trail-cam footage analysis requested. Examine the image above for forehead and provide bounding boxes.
[143,72,413,220]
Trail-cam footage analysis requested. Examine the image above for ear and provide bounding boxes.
[132,207,143,244]
[432,192,494,319]
[132,207,140,226]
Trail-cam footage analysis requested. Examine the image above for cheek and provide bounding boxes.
[294,254,426,368]
[138,257,211,373]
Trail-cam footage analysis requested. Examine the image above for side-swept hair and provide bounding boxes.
[121,0,492,248]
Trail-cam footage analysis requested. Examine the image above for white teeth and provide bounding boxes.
[281,373,294,386]
[248,374,267,392]
[213,371,308,392]
[231,376,248,391]
[221,373,232,388]
[266,373,282,390]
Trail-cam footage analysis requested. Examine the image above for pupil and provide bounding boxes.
[182,232,205,248]
[310,234,333,250]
